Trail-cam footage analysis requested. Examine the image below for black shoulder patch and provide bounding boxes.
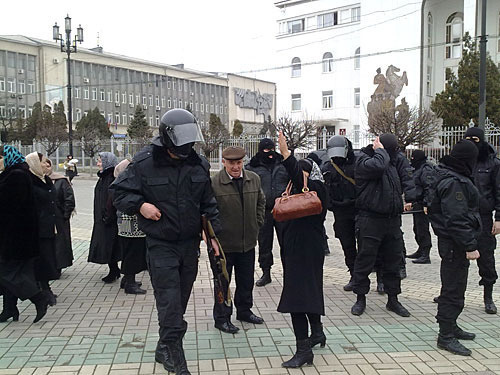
[455,191,464,201]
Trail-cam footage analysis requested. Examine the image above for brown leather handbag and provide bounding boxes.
[272,173,323,222]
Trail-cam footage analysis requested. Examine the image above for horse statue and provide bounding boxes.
[386,65,408,99]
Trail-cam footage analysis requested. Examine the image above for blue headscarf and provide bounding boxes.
[1,145,26,169]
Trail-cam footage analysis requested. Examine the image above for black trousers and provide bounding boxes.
[146,237,199,343]
[436,237,469,324]
[257,209,284,270]
[333,212,357,273]
[353,215,403,296]
[477,214,498,286]
[214,249,255,324]
[413,210,432,251]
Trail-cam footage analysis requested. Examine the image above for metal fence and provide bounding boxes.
[6,119,500,172]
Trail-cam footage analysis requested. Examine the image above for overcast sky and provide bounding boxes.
[1,0,278,74]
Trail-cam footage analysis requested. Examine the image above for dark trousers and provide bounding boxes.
[353,215,403,296]
[436,237,469,324]
[477,214,498,286]
[214,249,255,324]
[146,237,199,343]
[413,210,432,251]
[333,212,357,273]
[257,209,284,270]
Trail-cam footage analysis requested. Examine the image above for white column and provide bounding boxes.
[464,0,478,37]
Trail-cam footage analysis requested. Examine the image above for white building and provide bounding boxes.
[264,0,500,146]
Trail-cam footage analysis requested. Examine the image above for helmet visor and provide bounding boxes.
[327,146,347,159]
[165,122,204,146]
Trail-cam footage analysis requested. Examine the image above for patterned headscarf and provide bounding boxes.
[99,152,118,171]
[26,152,45,182]
[1,145,26,169]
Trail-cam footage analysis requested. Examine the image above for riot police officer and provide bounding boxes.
[111,109,220,375]
[322,135,357,290]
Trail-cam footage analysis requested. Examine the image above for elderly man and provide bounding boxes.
[212,146,266,334]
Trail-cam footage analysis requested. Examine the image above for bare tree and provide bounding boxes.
[368,103,440,150]
[273,115,317,154]
[37,102,67,156]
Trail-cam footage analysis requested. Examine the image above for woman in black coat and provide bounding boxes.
[47,159,75,272]
[26,153,60,306]
[0,146,50,323]
[276,132,328,368]
[88,152,121,283]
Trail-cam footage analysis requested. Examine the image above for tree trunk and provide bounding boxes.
[89,157,93,177]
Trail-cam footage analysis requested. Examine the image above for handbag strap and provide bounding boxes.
[282,172,310,197]
[331,161,356,185]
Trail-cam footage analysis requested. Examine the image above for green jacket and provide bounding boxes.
[211,169,266,253]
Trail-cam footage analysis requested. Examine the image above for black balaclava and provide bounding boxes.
[379,133,399,161]
[258,138,277,164]
[464,127,489,161]
[442,139,479,177]
[411,150,427,170]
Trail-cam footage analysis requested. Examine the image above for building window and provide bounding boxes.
[172,80,176,91]
[291,94,301,111]
[428,13,433,59]
[167,80,171,89]
[142,96,147,105]
[149,95,153,106]
[129,93,134,104]
[173,99,177,108]
[220,104,223,114]
[445,13,463,59]
[149,116,153,126]
[156,96,160,107]
[201,102,204,113]
[28,56,35,71]
[19,106,26,119]
[129,114,134,123]
[100,89,105,101]
[107,90,112,102]
[84,87,89,99]
[115,113,120,125]
[122,92,127,104]
[76,108,81,121]
[287,18,305,34]
[161,96,166,108]
[168,98,171,108]
[195,102,199,112]
[322,52,333,73]
[7,78,15,93]
[184,81,188,92]
[0,77,5,92]
[156,115,160,127]
[28,80,34,94]
[210,104,214,113]
[291,57,301,78]
[92,88,97,100]
[122,114,127,125]
[339,9,351,24]
[115,91,120,103]
[354,47,361,69]
[354,88,360,106]
[426,66,432,95]
[7,52,15,68]
[18,80,25,94]
[322,90,333,109]
[75,87,80,99]
[136,95,140,105]
[317,12,337,28]
[352,7,361,22]
[0,106,5,117]
[179,80,182,91]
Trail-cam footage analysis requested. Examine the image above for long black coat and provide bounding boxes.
[277,156,328,315]
[88,167,121,264]
[30,174,60,281]
[52,177,75,269]
[0,163,39,261]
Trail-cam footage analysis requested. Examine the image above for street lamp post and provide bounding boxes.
[53,15,83,156]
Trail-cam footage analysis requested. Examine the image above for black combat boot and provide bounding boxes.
[453,323,476,340]
[281,339,314,368]
[412,247,431,264]
[0,293,19,323]
[437,322,472,356]
[376,271,385,294]
[255,269,271,287]
[386,295,411,317]
[351,294,366,316]
[484,285,497,314]
[29,292,49,323]
[343,274,354,292]
[309,322,326,348]
[166,339,191,375]
[406,248,422,259]
[155,341,174,372]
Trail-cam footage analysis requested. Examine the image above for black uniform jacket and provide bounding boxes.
[355,145,416,217]
[246,154,289,210]
[428,165,481,251]
[110,143,220,241]
[413,162,435,207]
[472,144,500,219]
[321,157,356,214]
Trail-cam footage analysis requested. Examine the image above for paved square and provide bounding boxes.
[0,178,499,375]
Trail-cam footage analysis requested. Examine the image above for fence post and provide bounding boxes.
[81,145,85,170]
[56,146,60,171]
[218,143,223,171]
[322,127,327,149]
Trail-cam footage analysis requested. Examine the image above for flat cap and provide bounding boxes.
[222,146,246,160]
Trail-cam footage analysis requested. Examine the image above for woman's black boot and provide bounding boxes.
[0,293,19,323]
[309,322,326,348]
[282,339,314,368]
[29,292,49,323]
[102,263,121,283]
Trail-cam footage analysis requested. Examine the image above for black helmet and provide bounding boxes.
[159,109,204,147]
[327,135,349,159]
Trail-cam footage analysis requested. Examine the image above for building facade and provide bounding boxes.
[0,35,275,138]
[266,0,500,146]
